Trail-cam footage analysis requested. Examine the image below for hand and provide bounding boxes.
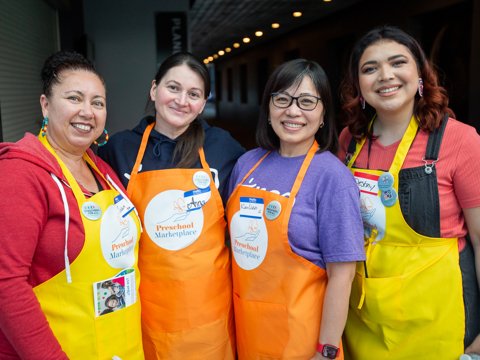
[466,334,480,354]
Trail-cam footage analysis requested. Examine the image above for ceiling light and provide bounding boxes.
[208,56,214,61]
[271,23,280,29]
[233,42,240,48]
[213,54,219,59]
[293,11,302,17]
[203,59,209,64]
[225,47,232,53]
[323,0,332,2]
[242,37,251,43]
[218,50,225,56]
[255,31,263,37]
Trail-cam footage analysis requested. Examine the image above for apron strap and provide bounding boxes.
[425,114,449,161]
[127,122,155,197]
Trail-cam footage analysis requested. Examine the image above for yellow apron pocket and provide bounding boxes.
[234,293,289,358]
[94,303,143,360]
[351,273,404,325]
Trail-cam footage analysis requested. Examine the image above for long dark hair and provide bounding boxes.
[341,25,454,140]
[256,58,338,153]
[145,52,210,168]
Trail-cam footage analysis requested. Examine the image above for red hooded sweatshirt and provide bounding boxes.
[0,133,125,359]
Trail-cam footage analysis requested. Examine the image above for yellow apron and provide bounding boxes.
[127,123,234,360]
[34,134,144,359]
[344,117,464,359]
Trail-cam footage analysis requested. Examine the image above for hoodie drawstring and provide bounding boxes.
[51,173,72,283]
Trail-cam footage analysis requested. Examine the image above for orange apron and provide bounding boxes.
[35,134,144,359]
[227,142,342,359]
[127,122,235,359]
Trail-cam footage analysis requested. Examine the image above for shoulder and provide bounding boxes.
[307,151,357,190]
[337,127,355,161]
[203,123,245,169]
[235,147,268,168]
[204,124,245,152]
[444,118,479,140]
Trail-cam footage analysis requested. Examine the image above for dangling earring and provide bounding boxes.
[319,122,325,129]
[94,129,109,147]
[418,78,424,97]
[41,117,48,136]
[359,96,366,110]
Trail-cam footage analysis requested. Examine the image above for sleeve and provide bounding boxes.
[337,127,353,163]
[0,160,68,359]
[452,124,480,209]
[318,166,365,264]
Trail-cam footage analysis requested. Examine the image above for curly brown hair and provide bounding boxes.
[340,25,455,141]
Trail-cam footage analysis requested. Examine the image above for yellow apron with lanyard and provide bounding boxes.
[34,134,144,359]
[344,116,464,359]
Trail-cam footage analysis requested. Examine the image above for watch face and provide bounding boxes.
[322,345,338,359]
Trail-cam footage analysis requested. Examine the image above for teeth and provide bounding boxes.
[283,122,303,128]
[379,87,399,93]
[72,123,92,131]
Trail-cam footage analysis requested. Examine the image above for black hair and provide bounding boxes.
[41,51,104,97]
[256,58,338,153]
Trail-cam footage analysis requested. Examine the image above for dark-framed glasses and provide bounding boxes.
[271,92,321,111]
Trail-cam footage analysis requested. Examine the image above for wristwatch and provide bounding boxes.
[316,343,339,359]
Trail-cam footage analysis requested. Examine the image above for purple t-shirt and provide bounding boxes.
[227,147,365,269]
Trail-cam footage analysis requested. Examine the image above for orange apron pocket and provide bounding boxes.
[233,293,289,358]
[143,317,233,360]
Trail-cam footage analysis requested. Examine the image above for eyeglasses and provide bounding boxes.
[271,92,321,111]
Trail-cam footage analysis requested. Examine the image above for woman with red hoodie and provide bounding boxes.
[0,51,143,359]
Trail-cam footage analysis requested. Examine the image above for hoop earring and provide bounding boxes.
[319,122,325,128]
[359,96,366,110]
[418,78,424,97]
[94,129,109,147]
[41,117,48,137]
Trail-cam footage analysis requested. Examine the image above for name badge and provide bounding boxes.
[184,187,210,212]
[354,171,379,196]
[114,194,135,218]
[239,197,264,219]
[82,201,102,220]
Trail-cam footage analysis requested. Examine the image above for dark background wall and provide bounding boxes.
[212,0,477,149]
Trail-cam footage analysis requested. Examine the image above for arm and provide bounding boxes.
[463,207,480,354]
[0,161,67,359]
[311,262,356,360]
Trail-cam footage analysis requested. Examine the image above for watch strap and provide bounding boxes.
[316,343,339,359]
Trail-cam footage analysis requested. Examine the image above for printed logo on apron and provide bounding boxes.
[100,205,138,268]
[354,171,386,241]
[144,189,205,250]
[230,197,268,270]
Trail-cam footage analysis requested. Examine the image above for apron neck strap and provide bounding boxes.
[38,133,113,203]
[347,115,419,175]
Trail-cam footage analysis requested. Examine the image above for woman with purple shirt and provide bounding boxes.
[226,59,365,359]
